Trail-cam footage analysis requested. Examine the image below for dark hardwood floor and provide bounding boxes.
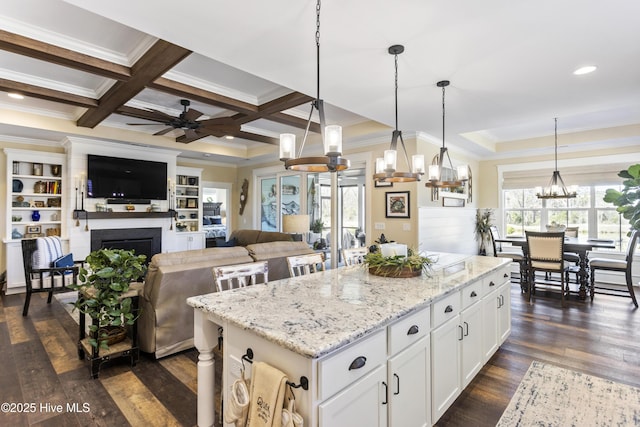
[1,280,639,426]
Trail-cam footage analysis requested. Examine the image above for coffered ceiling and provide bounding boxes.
[1,0,639,166]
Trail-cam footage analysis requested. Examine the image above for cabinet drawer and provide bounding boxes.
[318,329,386,401]
[483,267,510,295]
[431,291,460,328]
[388,306,430,355]
[461,280,483,309]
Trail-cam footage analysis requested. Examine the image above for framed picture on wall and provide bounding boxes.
[385,191,410,218]
[374,180,393,188]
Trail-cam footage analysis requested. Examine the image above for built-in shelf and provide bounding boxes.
[73,210,176,220]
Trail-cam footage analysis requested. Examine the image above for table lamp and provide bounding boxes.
[282,214,309,242]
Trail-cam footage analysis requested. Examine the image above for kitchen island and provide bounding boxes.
[188,253,512,427]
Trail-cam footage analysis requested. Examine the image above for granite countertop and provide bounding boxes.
[187,253,509,359]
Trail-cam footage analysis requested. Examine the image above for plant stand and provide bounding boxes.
[77,283,143,379]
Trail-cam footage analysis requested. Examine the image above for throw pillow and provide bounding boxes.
[33,236,64,276]
[53,253,74,275]
[212,217,222,225]
[203,217,212,225]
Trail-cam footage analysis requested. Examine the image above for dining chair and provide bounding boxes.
[212,261,269,292]
[341,247,368,266]
[287,253,325,277]
[588,230,639,307]
[489,226,527,290]
[525,231,569,307]
[563,226,580,283]
[21,236,81,316]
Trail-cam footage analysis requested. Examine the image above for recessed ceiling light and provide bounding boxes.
[8,93,24,99]
[225,135,234,140]
[573,65,597,75]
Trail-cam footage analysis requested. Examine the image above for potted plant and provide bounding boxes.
[72,248,147,349]
[603,164,640,233]
[475,209,494,255]
[363,247,434,278]
[309,219,324,246]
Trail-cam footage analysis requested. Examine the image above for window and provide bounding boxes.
[503,184,630,251]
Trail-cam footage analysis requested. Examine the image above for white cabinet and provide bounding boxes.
[482,266,512,362]
[388,335,430,427]
[319,365,388,427]
[319,308,431,427]
[497,280,511,344]
[431,313,462,423]
[460,301,483,388]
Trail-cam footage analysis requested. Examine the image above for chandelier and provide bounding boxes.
[425,80,469,189]
[279,0,349,173]
[536,118,577,199]
[373,44,424,183]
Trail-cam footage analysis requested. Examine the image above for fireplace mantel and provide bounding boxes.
[73,210,175,220]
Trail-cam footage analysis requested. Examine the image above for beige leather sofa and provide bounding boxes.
[138,233,314,359]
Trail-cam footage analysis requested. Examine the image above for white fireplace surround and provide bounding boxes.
[65,137,180,259]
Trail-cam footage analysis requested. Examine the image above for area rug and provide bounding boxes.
[497,360,640,426]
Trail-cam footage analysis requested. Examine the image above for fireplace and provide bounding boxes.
[91,228,162,264]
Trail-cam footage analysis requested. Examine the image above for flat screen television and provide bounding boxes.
[87,154,167,201]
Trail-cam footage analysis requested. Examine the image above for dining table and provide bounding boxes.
[494,235,616,300]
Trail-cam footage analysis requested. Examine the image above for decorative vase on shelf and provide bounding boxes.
[31,210,40,222]
[12,228,23,239]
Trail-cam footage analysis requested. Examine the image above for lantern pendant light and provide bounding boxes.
[536,118,577,199]
[279,0,349,173]
[373,45,424,183]
[425,80,469,188]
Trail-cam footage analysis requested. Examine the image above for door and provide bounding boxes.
[431,316,461,424]
[388,336,430,427]
[319,365,388,427]
[481,288,499,362]
[460,302,483,388]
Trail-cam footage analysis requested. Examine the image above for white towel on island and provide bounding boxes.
[246,362,288,427]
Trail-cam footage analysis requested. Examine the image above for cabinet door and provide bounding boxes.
[319,364,387,427]
[431,316,461,424]
[460,302,483,388]
[498,282,512,344]
[388,335,430,427]
[481,288,499,362]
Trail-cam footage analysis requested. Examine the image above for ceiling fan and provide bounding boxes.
[127,99,239,142]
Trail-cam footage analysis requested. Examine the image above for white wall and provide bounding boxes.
[418,207,478,255]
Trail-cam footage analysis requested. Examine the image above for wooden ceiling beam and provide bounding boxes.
[77,40,191,128]
[149,77,258,115]
[268,111,321,133]
[0,78,98,108]
[0,30,131,81]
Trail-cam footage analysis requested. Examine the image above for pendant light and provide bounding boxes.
[373,45,424,183]
[425,80,469,189]
[536,118,577,199]
[279,0,350,173]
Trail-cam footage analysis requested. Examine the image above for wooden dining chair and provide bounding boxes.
[525,231,569,307]
[287,253,325,277]
[563,226,580,283]
[588,230,639,307]
[212,261,269,292]
[341,247,368,266]
[489,226,527,290]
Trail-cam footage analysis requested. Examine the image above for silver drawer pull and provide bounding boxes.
[407,325,419,335]
[444,305,453,313]
[349,356,367,370]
